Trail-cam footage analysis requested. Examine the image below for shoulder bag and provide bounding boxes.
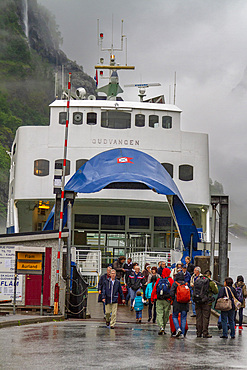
[228,287,242,311]
[215,287,232,311]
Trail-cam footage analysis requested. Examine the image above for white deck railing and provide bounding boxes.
[126,251,171,271]
[76,248,102,287]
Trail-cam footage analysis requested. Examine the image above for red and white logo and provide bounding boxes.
[117,157,134,164]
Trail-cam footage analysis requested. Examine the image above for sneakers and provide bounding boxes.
[176,328,182,337]
[203,334,212,338]
[239,326,243,330]
[139,319,142,324]
[158,327,164,335]
[106,321,110,327]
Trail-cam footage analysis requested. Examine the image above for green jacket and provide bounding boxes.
[206,277,218,306]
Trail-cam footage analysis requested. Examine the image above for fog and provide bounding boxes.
[38,0,247,225]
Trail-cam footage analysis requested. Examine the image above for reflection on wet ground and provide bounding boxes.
[0,321,246,369]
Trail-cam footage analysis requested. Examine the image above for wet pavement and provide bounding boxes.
[0,320,246,369]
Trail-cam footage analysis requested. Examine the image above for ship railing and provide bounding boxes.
[75,248,102,288]
[126,251,171,271]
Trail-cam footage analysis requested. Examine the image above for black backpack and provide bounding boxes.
[156,278,171,299]
[193,276,209,304]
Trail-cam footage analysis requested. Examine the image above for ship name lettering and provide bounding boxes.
[91,139,140,146]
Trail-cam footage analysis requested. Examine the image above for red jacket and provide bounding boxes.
[151,268,174,303]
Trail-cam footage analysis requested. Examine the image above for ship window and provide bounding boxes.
[75,214,99,229]
[129,217,150,229]
[34,159,49,177]
[73,112,83,125]
[161,163,173,178]
[162,116,172,129]
[154,217,171,231]
[55,159,71,176]
[101,215,125,230]
[59,112,67,125]
[149,115,159,128]
[76,159,88,171]
[101,111,131,129]
[179,165,193,181]
[135,114,145,127]
[87,112,97,125]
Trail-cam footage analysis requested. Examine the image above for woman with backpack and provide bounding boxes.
[233,275,247,330]
[170,271,190,337]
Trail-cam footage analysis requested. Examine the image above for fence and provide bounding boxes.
[127,251,171,271]
[76,248,102,287]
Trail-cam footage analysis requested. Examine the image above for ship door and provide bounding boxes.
[25,248,51,306]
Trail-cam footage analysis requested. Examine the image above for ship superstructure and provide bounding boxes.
[6,22,210,267]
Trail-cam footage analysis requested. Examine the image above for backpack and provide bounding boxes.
[156,278,171,299]
[193,276,209,304]
[235,286,244,303]
[176,282,191,303]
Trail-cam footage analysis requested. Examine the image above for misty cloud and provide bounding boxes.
[37,0,247,225]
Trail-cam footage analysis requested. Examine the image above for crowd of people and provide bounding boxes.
[98,256,247,339]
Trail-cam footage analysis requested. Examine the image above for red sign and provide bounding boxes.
[117,157,133,164]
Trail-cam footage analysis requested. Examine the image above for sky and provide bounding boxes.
[38,0,247,225]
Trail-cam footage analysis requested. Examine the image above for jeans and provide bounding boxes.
[136,310,142,319]
[130,288,140,306]
[148,300,157,321]
[221,309,235,338]
[173,311,187,335]
[235,307,243,327]
[191,289,196,315]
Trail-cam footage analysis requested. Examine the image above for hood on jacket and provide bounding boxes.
[174,271,185,282]
[162,268,171,278]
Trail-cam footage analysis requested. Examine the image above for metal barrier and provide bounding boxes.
[76,248,101,287]
[127,251,171,271]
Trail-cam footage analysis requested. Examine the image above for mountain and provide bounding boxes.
[0,0,96,225]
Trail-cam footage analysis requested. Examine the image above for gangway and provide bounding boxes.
[75,248,101,287]
[127,251,171,271]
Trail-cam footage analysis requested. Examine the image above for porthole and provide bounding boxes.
[59,112,67,125]
[34,160,49,177]
[73,112,83,125]
[179,165,193,181]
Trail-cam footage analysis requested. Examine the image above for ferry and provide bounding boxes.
[6,22,210,272]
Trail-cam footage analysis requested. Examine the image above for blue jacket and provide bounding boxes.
[145,282,154,299]
[183,271,191,286]
[102,278,124,305]
[134,296,144,311]
[98,273,110,302]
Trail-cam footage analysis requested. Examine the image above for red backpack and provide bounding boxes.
[176,282,191,303]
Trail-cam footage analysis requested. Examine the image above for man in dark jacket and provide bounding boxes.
[123,257,133,305]
[98,266,112,317]
[127,265,145,309]
[102,269,125,328]
[113,256,126,280]
[170,271,190,337]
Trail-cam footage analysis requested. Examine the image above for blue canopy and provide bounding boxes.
[64,148,200,250]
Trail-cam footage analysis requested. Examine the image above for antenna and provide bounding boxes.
[173,71,176,105]
[124,83,161,102]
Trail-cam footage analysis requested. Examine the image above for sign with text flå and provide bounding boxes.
[16,251,43,275]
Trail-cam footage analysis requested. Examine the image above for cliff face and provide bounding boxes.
[0,0,96,225]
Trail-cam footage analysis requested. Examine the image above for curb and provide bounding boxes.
[0,315,65,329]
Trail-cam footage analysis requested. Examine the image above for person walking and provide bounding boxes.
[233,275,247,330]
[147,266,160,284]
[127,265,145,310]
[133,290,145,323]
[102,269,125,329]
[184,256,195,275]
[170,271,190,337]
[142,263,152,301]
[123,257,133,305]
[216,277,238,339]
[193,266,215,338]
[151,267,174,335]
[98,266,112,318]
[113,256,126,281]
[145,275,158,322]
[190,266,202,318]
